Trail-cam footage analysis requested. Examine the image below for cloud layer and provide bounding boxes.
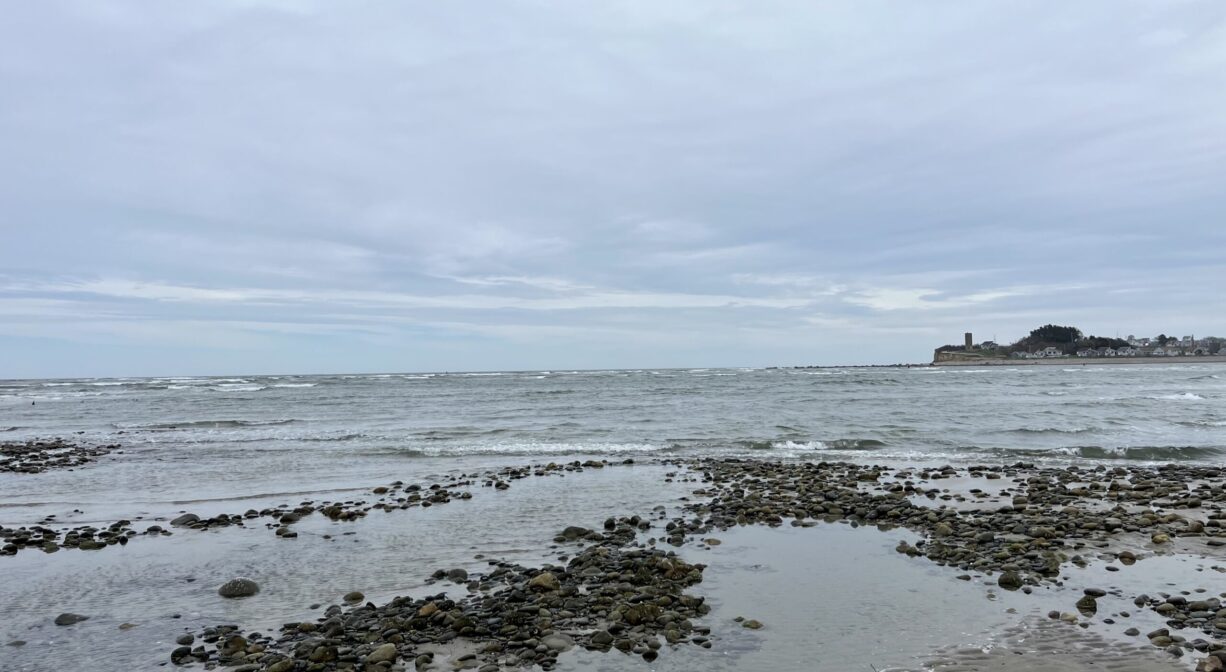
[3,1,1225,376]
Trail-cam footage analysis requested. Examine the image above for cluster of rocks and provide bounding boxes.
[1,519,144,556]
[1,461,625,558]
[674,458,1226,669]
[0,439,120,474]
[172,516,708,670]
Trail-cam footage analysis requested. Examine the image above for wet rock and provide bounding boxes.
[170,513,200,527]
[527,571,559,592]
[218,578,260,598]
[366,643,397,663]
[54,612,88,626]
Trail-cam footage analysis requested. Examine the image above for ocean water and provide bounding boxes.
[2,364,1224,671]
[2,365,1226,516]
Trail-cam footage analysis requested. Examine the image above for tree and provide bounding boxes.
[1017,324,1083,348]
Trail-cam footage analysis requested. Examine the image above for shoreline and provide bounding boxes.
[932,355,1226,367]
[5,456,1226,671]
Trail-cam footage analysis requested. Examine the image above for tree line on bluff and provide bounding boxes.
[936,324,1220,356]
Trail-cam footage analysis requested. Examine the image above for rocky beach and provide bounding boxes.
[3,366,1226,671]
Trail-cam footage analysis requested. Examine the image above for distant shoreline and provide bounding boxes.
[932,355,1226,367]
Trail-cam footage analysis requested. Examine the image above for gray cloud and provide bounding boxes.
[2,1,1225,377]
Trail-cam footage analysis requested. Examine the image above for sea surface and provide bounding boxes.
[2,364,1225,672]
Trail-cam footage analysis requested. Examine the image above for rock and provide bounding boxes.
[527,571,559,592]
[1152,533,1171,544]
[54,612,88,626]
[590,630,615,646]
[218,577,260,598]
[170,513,200,527]
[118,622,137,630]
[170,646,193,664]
[742,619,764,630]
[1076,595,1098,616]
[447,568,469,582]
[367,643,397,663]
[343,591,364,603]
[541,633,574,651]
[175,633,194,645]
[997,571,1023,591]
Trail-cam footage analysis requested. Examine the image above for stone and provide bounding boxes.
[742,619,764,630]
[997,571,1023,591]
[366,643,397,663]
[54,612,88,626]
[170,513,200,527]
[527,571,560,592]
[343,591,364,603]
[218,578,260,598]
[541,633,574,651]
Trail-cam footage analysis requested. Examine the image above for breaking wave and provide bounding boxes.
[967,445,1224,461]
[118,419,299,430]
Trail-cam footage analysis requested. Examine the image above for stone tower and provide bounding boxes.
[964,332,973,349]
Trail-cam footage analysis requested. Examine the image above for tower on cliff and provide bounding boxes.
[965,332,973,349]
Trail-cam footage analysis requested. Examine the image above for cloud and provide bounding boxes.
[2,0,1225,376]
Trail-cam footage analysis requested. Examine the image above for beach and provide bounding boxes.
[3,366,1226,671]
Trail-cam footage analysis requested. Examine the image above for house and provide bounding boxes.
[1192,347,1211,356]
[1098,347,1117,357]
[1150,347,1166,356]
[1116,347,1137,357]
[1041,346,1064,358]
[1076,349,1097,358]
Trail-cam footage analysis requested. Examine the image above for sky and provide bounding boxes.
[2,1,1226,378]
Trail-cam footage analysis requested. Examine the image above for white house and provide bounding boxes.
[1116,347,1137,357]
[1041,346,1064,358]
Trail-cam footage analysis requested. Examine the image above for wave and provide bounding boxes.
[1151,393,1205,401]
[270,383,316,388]
[210,384,267,392]
[1174,419,1226,428]
[966,445,1224,461]
[1004,426,1096,435]
[118,419,299,430]
[734,438,888,451]
[363,442,657,458]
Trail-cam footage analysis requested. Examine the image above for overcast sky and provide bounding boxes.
[2,1,1225,378]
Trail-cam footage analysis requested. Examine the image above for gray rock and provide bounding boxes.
[366,643,397,663]
[218,578,260,598]
[54,612,88,626]
[541,633,573,651]
[170,513,200,527]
